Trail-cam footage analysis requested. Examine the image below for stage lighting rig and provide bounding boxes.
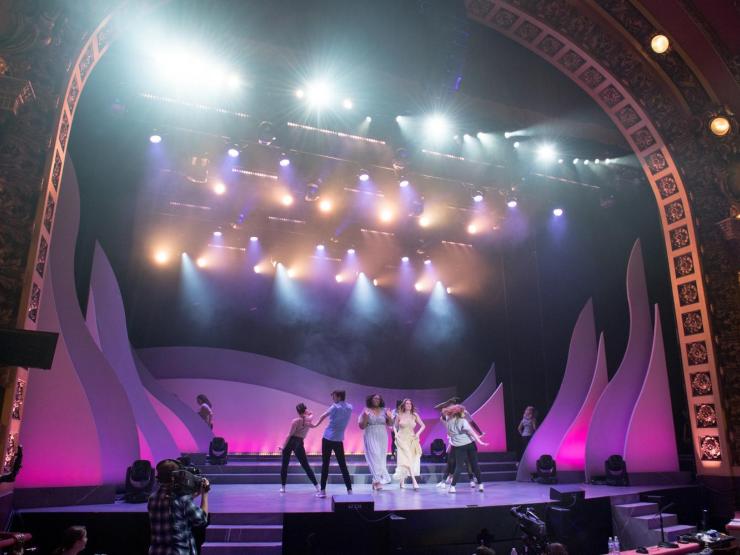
[305,180,321,202]
[257,121,277,146]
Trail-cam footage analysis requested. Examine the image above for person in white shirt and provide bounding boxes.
[442,404,487,493]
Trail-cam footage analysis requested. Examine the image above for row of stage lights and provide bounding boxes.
[152,247,456,295]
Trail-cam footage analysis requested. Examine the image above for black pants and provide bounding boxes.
[320,438,352,491]
[520,434,532,458]
[451,443,482,486]
[281,436,317,486]
[444,445,474,480]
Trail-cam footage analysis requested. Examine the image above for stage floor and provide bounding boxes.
[19,481,689,515]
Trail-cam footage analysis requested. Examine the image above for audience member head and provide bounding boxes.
[54,525,87,555]
[547,543,568,555]
[331,390,346,402]
[296,402,307,415]
[155,459,181,484]
[366,393,385,408]
[196,394,212,407]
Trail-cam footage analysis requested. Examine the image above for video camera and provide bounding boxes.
[171,458,210,496]
[510,505,549,553]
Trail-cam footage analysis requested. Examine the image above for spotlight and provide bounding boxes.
[347,248,355,255]
[257,121,276,146]
[650,34,670,54]
[536,144,557,162]
[401,256,409,262]
[604,158,612,165]
[372,278,379,287]
[584,160,590,165]
[306,81,332,106]
[317,244,326,251]
[253,264,262,274]
[424,259,431,266]
[213,230,222,237]
[305,182,320,202]
[573,158,579,164]
[414,282,424,292]
[553,208,564,217]
[379,208,394,223]
[250,236,258,242]
[295,88,305,99]
[532,454,557,484]
[281,193,294,206]
[467,223,478,234]
[710,116,731,137]
[196,257,208,268]
[392,147,410,172]
[446,287,453,294]
[318,199,333,213]
[358,170,370,182]
[149,134,162,144]
[595,158,600,164]
[425,114,450,139]
[335,274,343,283]
[365,116,372,122]
[395,115,403,123]
[154,250,170,265]
[504,131,512,139]
[399,179,410,188]
[227,147,239,158]
[227,73,241,89]
[279,155,291,167]
[507,199,518,208]
[213,182,227,195]
[472,191,484,203]
[604,455,629,486]
[558,158,564,164]
[208,437,228,465]
[124,460,155,503]
[342,98,353,110]
[286,268,296,278]
[513,141,520,149]
[419,216,431,228]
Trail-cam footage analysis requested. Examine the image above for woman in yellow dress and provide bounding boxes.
[393,398,425,490]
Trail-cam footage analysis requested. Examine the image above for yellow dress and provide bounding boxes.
[393,413,422,478]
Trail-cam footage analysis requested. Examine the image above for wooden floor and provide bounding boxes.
[19,481,686,515]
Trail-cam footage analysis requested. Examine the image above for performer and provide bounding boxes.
[279,403,319,493]
[435,397,483,488]
[393,398,425,490]
[517,405,537,456]
[443,404,487,493]
[196,394,213,429]
[312,390,353,498]
[359,393,393,490]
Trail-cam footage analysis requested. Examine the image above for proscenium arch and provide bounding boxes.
[10,0,729,481]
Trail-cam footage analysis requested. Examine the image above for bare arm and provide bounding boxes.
[463,421,487,445]
[414,414,426,438]
[311,410,330,428]
[358,410,369,430]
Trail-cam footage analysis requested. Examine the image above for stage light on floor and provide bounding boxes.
[604,158,612,165]
[472,191,484,203]
[124,460,155,503]
[154,249,170,265]
[306,81,332,107]
[513,141,520,149]
[149,134,162,144]
[250,236,259,242]
[365,116,372,122]
[414,282,424,292]
[318,199,333,213]
[650,34,670,54]
[604,455,629,486]
[196,256,208,268]
[342,98,353,110]
[446,287,453,294]
[286,268,296,278]
[213,182,227,195]
[305,182,320,202]
[553,208,564,217]
[279,155,291,167]
[208,437,229,465]
[430,439,447,461]
[504,131,512,139]
[281,193,294,206]
[595,158,600,164]
[532,454,558,484]
[227,147,239,158]
[401,256,409,263]
[358,169,370,182]
[536,144,557,162]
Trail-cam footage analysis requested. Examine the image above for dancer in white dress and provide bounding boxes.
[359,393,393,490]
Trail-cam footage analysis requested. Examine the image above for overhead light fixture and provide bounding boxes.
[305,181,320,202]
[149,134,162,144]
[472,191,484,203]
[279,154,291,167]
[536,144,557,162]
[196,256,208,268]
[709,116,731,137]
[399,178,410,188]
[257,121,277,146]
[342,98,353,110]
[213,182,226,195]
[513,141,520,149]
[553,208,564,217]
[358,169,370,182]
[227,147,239,158]
[281,193,294,206]
[318,199,333,213]
[650,34,670,54]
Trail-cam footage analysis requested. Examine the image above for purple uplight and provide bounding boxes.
[227,148,239,158]
[347,248,356,255]
[358,170,370,182]
[401,256,409,263]
[250,236,258,242]
[553,208,564,217]
[507,200,518,208]
[279,157,291,167]
[149,134,162,144]
[317,244,325,251]
[213,231,223,237]
[399,179,410,188]
[424,259,432,266]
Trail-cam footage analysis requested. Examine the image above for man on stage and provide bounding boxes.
[312,389,353,498]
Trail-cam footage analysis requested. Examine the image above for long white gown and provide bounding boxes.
[363,411,391,484]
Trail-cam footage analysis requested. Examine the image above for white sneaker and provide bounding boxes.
[314,484,320,492]
[470,480,476,488]
[315,490,326,498]
[279,486,285,493]
[478,483,485,492]
[448,485,456,493]
[436,480,447,488]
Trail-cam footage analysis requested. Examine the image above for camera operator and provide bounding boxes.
[148,459,210,555]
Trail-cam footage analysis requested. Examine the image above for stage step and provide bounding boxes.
[201,542,281,555]
[648,524,697,543]
[633,513,679,529]
[206,524,283,542]
[613,501,659,517]
[210,513,282,526]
